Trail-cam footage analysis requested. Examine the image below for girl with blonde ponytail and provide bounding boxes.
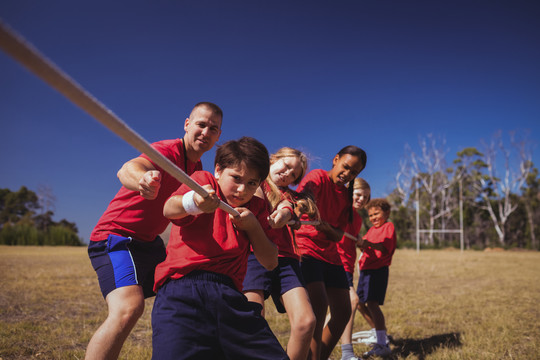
[243,147,318,360]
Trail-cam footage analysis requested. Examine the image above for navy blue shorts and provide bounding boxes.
[151,271,289,360]
[356,266,389,305]
[88,234,166,299]
[300,256,349,290]
[345,271,354,288]
[243,253,305,313]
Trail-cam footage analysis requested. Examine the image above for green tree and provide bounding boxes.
[0,187,83,246]
[0,186,40,226]
[521,166,539,249]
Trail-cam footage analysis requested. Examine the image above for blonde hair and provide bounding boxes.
[265,147,319,220]
[270,147,308,185]
[354,178,371,206]
[266,147,307,211]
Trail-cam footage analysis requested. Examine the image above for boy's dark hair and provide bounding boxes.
[336,145,367,222]
[366,198,391,214]
[214,137,270,182]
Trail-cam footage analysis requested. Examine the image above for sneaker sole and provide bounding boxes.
[351,330,374,340]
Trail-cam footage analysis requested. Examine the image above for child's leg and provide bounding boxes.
[305,281,329,360]
[366,301,388,347]
[365,301,386,331]
[340,285,360,345]
[242,253,270,317]
[244,290,265,316]
[282,286,316,360]
[357,302,376,329]
[321,287,351,360]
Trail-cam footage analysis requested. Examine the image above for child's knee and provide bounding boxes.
[291,309,316,335]
[366,301,381,312]
[300,313,316,336]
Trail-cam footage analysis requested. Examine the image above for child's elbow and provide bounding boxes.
[163,202,175,219]
[262,256,278,271]
[261,246,279,271]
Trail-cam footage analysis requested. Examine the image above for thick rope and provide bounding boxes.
[0,20,239,217]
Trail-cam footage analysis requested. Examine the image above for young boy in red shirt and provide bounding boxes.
[357,198,396,358]
[151,137,288,360]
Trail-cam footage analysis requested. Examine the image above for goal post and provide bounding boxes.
[415,180,464,252]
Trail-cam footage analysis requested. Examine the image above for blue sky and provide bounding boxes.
[1,1,539,242]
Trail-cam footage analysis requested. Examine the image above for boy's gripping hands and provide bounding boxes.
[232,208,278,271]
[163,184,220,219]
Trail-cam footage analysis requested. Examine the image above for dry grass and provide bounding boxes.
[0,246,539,359]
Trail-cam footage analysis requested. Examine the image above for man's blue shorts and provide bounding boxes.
[88,234,166,299]
[356,266,389,305]
[151,271,289,360]
[299,256,349,290]
[243,253,306,313]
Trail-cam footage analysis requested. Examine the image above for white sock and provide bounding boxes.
[341,343,354,360]
[376,330,387,346]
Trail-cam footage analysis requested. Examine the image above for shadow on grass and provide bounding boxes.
[388,332,462,360]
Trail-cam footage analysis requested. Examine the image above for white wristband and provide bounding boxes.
[182,191,203,215]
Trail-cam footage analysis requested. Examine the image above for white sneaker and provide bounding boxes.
[356,334,377,344]
[356,334,391,345]
[363,343,391,357]
[352,329,375,340]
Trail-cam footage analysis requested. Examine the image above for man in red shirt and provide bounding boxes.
[86,102,222,360]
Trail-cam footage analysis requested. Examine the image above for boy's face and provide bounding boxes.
[215,161,261,208]
[368,206,389,228]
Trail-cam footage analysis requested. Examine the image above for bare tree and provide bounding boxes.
[37,184,56,214]
[396,134,458,246]
[477,131,533,245]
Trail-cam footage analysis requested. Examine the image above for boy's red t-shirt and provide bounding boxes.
[90,139,201,242]
[337,211,363,274]
[154,171,270,292]
[295,169,350,265]
[358,221,396,270]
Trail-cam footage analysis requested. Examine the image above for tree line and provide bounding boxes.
[383,132,539,250]
[0,186,84,246]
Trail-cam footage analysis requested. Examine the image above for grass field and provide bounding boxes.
[0,246,539,359]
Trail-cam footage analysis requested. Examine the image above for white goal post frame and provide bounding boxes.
[415,180,464,253]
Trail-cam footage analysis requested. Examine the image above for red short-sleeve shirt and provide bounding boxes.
[154,171,270,292]
[295,169,350,265]
[358,222,396,270]
[90,139,201,242]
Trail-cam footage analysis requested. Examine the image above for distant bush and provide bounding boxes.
[0,223,84,246]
